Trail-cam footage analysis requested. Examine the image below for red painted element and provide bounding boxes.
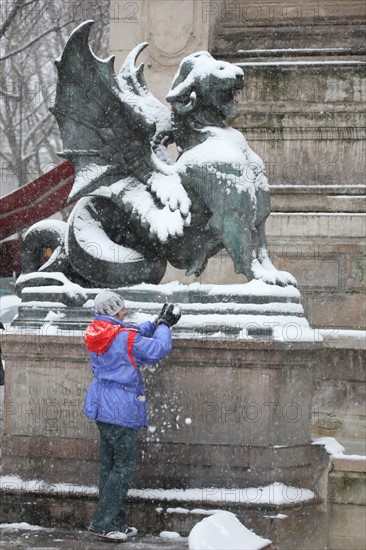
[0,161,74,241]
[0,160,74,276]
[0,238,23,277]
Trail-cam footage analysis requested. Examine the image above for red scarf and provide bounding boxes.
[85,320,125,354]
[84,320,138,368]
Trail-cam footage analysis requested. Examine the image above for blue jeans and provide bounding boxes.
[91,421,137,533]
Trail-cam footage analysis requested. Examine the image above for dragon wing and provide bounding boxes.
[51,20,173,202]
[116,42,174,159]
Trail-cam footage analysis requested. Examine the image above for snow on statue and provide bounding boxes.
[19,20,297,291]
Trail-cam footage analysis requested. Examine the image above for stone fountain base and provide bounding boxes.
[0,316,333,548]
[12,280,317,342]
[1,332,326,486]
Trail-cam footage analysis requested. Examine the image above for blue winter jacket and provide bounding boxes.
[83,314,172,430]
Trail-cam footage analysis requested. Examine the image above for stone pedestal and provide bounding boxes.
[1,333,327,493]
[139,339,329,491]
[12,281,314,342]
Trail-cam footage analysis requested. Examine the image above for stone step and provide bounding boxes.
[17,280,302,306]
[0,485,322,549]
[270,185,366,213]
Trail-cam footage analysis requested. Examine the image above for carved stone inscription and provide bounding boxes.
[5,366,97,439]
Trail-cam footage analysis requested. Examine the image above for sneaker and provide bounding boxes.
[125,527,138,537]
[89,528,127,542]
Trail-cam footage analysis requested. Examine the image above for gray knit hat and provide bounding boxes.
[94,290,125,316]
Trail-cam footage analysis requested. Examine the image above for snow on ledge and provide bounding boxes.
[319,330,366,350]
[130,280,300,298]
[0,476,315,506]
[237,60,366,66]
[0,475,98,496]
[130,482,315,506]
[312,437,366,460]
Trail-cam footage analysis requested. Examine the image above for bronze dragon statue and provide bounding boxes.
[18,21,296,292]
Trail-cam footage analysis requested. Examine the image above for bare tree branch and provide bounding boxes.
[0,0,110,189]
[0,87,20,99]
[0,20,72,62]
[0,0,26,40]
[22,110,52,152]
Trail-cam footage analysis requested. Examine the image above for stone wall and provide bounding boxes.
[1,332,329,492]
[212,0,366,51]
[312,336,366,455]
[328,459,366,550]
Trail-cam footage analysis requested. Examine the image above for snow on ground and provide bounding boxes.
[0,522,51,531]
[0,526,189,548]
[161,531,182,539]
[128,306,318,342]
[188,511,272,550]
[312,437,366,460]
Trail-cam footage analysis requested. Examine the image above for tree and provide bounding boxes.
[0,0,110,195]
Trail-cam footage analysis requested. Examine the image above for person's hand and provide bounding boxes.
[157,304,181,328]
[154,303,169,326]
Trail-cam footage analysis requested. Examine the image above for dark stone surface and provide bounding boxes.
[0,524,189,549]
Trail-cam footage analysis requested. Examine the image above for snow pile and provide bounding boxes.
[188,511,271,550]
[312,437,366,460]
[44,311,66,322]
[91,173,191,243]
[167,507,190,514]
[148,161,190,216]
[69,195,145,262]
[24,219,66,239]
[160,531,182,539]
[0,295,21,322]
[176,127,262,203]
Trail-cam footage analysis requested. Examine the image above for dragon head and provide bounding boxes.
[166,51,244,121]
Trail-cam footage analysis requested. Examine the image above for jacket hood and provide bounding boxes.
[84,319,124,354]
